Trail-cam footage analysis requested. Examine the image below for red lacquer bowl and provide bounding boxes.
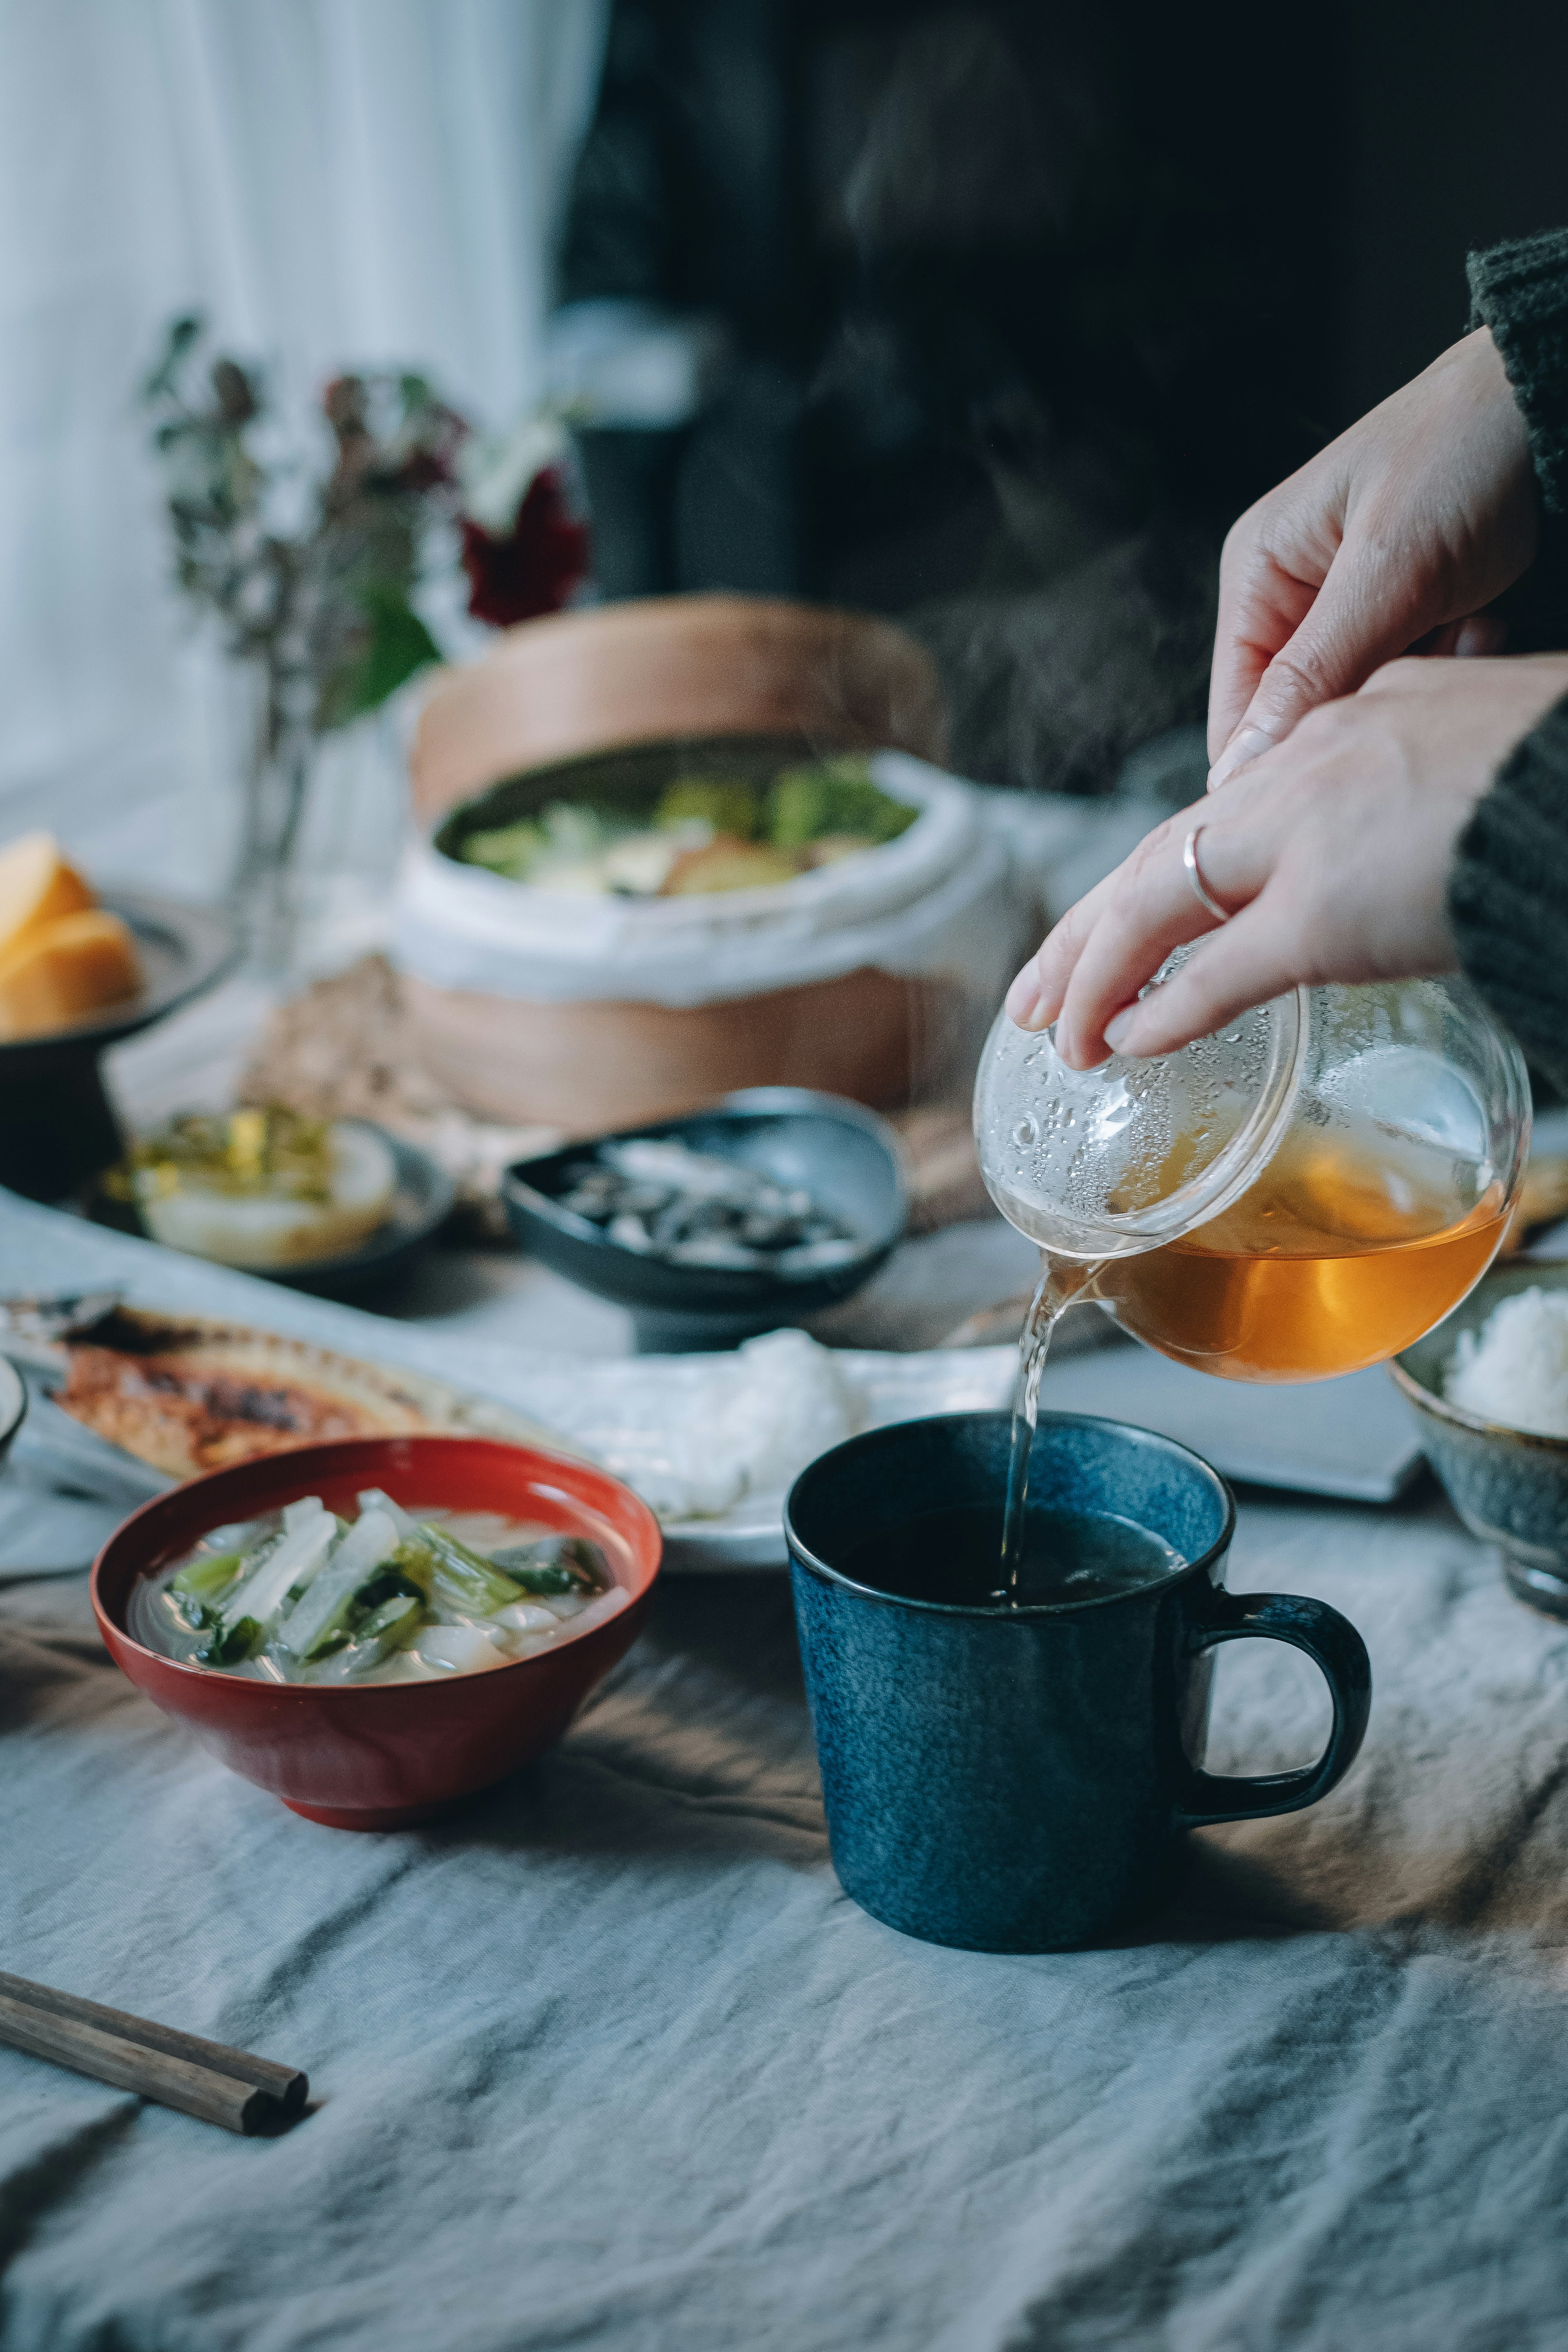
[92,1435,662,1830]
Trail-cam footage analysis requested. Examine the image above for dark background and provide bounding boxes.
[1339,8,1568,419]
[556,0,1568,790]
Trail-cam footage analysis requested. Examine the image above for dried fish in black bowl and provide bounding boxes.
[501,1090,907,1351]
[554,1139,863,1275]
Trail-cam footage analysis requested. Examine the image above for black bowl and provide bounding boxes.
[501,1087,908,1351]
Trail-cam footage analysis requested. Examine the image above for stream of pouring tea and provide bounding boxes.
[997,1253,1104,1602]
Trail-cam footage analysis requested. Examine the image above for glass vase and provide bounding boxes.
[229,667,408,983]
[232,713,314,978]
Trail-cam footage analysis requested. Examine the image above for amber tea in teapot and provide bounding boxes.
[975,971,1529,1387]
[1093,1118,1510,1382]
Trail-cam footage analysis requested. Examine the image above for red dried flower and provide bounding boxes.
[460,466,590,628]
[385,448,452,496]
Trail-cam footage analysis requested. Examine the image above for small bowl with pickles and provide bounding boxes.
[100,1106,454,1298]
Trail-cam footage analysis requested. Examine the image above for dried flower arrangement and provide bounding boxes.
[141,317,589,963]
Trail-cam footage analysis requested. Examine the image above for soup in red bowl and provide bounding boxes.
[92,1434,661,1829]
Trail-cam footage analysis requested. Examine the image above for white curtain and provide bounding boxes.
[0,0,606,892]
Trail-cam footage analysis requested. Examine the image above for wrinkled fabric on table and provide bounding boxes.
[4,1203,1568,2347]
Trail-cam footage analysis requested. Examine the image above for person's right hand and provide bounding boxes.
[1207,327,1539,789]
[1009,652,1568,1070]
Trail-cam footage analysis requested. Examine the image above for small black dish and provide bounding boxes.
[502,1087,908,1351]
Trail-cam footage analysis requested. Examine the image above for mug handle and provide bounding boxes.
[1176,1586,1372,1828]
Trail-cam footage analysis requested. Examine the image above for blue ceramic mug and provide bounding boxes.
[785,1411,1371,1953]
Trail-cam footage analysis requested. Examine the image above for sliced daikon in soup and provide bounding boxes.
[130,1494,626,1686]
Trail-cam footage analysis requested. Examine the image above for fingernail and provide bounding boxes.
[1103,1008,1138,1054]
[1005,965,1045,1028]
[1207,724,1275,792]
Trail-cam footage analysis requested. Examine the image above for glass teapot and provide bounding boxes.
[973,967,1530,1383]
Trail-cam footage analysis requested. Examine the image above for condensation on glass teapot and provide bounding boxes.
[973,959,1532,1383]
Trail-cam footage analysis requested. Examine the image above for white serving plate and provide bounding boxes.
[540,1346,1019,1571]
[634,1333,1423,1567]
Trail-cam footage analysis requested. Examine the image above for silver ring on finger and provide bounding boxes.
[1182,823,1230,925]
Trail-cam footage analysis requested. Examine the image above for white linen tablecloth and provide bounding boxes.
[2,1193,1568,2349]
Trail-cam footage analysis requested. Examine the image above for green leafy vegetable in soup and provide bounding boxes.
[131,1492,625,1685]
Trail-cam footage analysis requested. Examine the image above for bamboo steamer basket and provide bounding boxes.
[399,595,971,1132]
[410,594,948,825]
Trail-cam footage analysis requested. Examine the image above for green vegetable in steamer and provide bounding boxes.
[654,778,761,839]
[461,818,545,877]
[450,753,917,896]
[766,756,917,851]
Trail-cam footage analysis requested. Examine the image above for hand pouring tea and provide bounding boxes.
[975,966,1528,1386]
[976,965,1531,1583]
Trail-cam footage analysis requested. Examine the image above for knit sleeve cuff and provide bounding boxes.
[1449,688,1568,1095]
[1468,230,1568,518]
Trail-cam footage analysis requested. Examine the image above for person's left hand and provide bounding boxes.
[1004,654,1568,1069]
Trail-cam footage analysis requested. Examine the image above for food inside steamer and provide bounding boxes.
[130,1491,628,1685]
[455,755,917,898]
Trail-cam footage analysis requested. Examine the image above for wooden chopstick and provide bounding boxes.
[0,1971,308,2135]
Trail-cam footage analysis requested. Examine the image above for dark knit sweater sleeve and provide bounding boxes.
[1454,234,1568,1088]
[1468,231,1568,653]
[1468,230,1568,517]
[1449,691,1568,1097]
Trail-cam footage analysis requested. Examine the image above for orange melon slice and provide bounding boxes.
[0,832,95,963]
[0,909,143,1040]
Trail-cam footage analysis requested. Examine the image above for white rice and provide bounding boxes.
[601,1329,864,1520]
[1446,1287,1568,1437]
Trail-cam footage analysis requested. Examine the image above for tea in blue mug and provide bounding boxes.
[785,1411,1371,1954]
